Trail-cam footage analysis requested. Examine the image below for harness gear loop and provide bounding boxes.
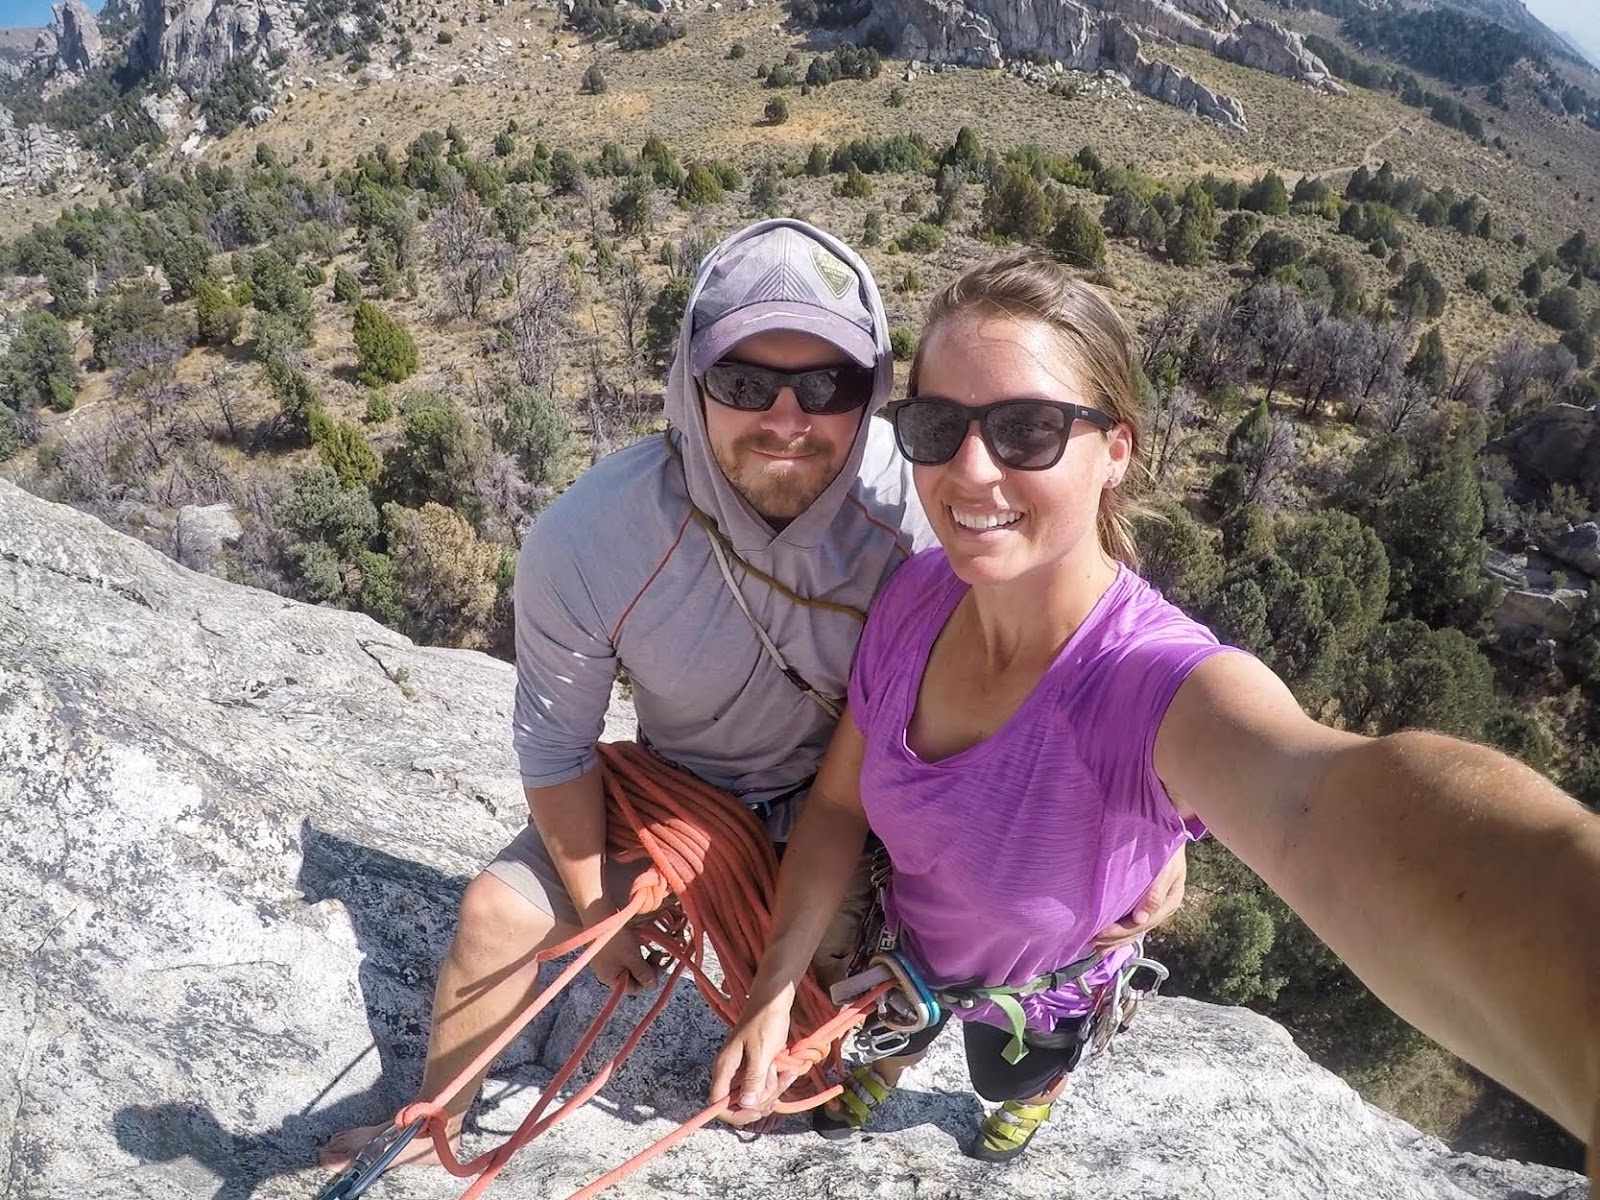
[309,742,891,1200]
[830,936,1169,1069]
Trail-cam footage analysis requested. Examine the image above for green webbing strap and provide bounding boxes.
[936,952,1105,1066]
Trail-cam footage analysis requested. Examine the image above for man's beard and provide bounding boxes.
[714,433,848,523]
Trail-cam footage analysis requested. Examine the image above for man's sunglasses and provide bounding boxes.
[700,360,876,416]
[881,396,1116,471]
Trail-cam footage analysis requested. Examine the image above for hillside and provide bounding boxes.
[1,0,1598,1179]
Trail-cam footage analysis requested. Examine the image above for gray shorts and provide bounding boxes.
[484,821,877,988]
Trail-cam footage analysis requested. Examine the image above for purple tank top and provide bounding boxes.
[848,550,1234,1030]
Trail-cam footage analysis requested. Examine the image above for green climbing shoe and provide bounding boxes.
[969,1099,1054,1163]
[812,1064,895,1141]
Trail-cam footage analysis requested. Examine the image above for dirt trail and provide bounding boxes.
[1303,122,1406,183]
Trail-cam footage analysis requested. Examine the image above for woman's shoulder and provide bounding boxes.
[1068,567,1230,697]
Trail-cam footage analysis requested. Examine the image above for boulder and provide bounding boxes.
[1547,522,1600,580]
[1490,403,1600,510]
[139,88,186,136]
[246,103,274,126]
[172,502,243,573]
[0,479,1590,1198]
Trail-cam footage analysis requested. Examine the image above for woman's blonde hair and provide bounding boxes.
[908,251,1150,568]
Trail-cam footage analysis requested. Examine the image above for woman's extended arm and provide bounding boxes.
[1155,650,1600,1163]
[708,712,871,1121]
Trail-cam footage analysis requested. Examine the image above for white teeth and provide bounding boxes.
[949,508,1023,531]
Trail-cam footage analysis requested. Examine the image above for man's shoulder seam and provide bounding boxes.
[609,507,695,646]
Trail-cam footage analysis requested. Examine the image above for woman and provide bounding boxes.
[709,252,1600,1167]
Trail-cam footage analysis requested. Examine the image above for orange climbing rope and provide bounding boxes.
[351,741,886,1200]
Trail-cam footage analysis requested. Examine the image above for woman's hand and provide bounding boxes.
[709,991,799,1125]
[1091,845,1187,951]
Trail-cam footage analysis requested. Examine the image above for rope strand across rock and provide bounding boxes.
[318,741,887,1200]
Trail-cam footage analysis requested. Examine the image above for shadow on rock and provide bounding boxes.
[113,1101,309,1200]
[293,821,471,1142]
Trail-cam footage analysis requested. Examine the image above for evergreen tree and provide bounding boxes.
[352,301,419,386]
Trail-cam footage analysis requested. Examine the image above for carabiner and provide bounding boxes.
[311,1117,426,1200]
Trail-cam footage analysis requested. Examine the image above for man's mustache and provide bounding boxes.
[737,434,830,458]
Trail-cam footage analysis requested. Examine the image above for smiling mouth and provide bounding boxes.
[949,507,1023,532]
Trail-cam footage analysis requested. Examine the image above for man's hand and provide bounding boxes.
[1092,845,1187,951]
[709,993,798,1125]
[587,926,659,994]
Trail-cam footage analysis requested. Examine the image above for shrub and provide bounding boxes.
[838,164,873,199]
[312,411,383,489]
[678,162,725,207]
[496,386,571,483]
[0,310,79,416]
[1537,286,1584,331]
[161,234,215,301]
[195,279,244,345]
[1048,203,1106,268]
[889,324,917,361]
[333,265,363,304]
[385,501,501,648]
[897,221,944,253]
[581,64,607,95]
[352,301,420,386]
[764,96,790,125]
[365,390,394,423]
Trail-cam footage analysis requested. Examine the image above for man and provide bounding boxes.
[319,219,1184,1168]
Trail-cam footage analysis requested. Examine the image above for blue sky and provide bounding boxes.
[0,0,102,29]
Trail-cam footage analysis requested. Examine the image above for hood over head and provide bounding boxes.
[664,218,894,556]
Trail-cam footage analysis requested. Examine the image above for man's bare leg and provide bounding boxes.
[318,872,577,1169]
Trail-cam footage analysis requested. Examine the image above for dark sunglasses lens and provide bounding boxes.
[987,403,1070,469]
[702,363,777,411]
[795,365,874,414]
[894,400,969,464]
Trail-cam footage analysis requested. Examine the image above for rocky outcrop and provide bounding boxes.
[0,104,79,193]
[1,479,1590,1199]
[1102,16,1245,130]
[858,0,1341,129]
[128,0,304,90]
[1484,549,1590,658]
[1489,403,1600,510]
[47,0,105,73]
[1219,17,1345,94]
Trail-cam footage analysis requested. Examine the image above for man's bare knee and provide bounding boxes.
[449,872,558,973]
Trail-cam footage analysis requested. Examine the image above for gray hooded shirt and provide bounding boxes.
[511,220,935,831]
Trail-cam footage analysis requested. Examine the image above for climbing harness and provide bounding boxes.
[307,742,890,1200]
[830,927,1170,1069]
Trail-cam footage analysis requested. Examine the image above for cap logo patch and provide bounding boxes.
[811,245,854,298]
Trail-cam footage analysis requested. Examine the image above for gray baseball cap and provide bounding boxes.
[688,224,878,376]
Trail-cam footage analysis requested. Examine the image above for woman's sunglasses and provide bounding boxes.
[700,359,877,416]
[881,396,1116,471]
